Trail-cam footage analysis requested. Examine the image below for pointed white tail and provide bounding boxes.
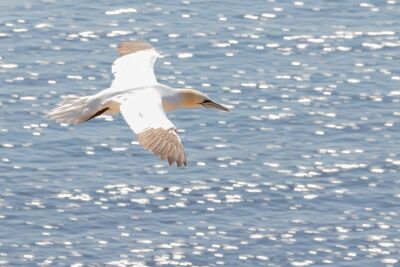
[47,95,96,124]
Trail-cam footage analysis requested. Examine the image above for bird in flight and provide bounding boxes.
[47,40,229,167]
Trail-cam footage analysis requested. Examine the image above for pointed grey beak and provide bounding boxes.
[201,99,229,112]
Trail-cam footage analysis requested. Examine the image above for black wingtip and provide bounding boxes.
[85,107,109,122]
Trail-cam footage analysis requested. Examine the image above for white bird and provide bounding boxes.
[47,40,229,167]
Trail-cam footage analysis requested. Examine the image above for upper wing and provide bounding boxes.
[110,40,160,90]
[120,92,187,167]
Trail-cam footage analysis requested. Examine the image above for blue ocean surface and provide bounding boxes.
[1,0,400,266]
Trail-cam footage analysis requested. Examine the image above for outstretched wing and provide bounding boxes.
[120,91,187,167]
[110,40,160,89]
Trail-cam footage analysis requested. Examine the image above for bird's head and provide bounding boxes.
[179,89,229,112]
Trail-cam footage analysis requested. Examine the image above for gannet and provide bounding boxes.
[47,40,229,167]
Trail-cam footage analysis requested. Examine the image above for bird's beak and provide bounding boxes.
[201,99,230,112]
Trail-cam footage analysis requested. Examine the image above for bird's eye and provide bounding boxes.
[201,99,211,104]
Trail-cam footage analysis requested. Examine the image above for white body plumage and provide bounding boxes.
[47,40,229,167]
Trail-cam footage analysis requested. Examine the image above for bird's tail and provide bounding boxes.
[46,95,96,125]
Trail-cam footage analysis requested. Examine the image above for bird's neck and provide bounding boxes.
[161,89,197,112]
[161,91,184,112]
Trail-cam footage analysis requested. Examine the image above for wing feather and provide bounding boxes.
[117,40,154,57]
[120,92,187,167]
[110,40,160,89]
[162,143,172,160]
